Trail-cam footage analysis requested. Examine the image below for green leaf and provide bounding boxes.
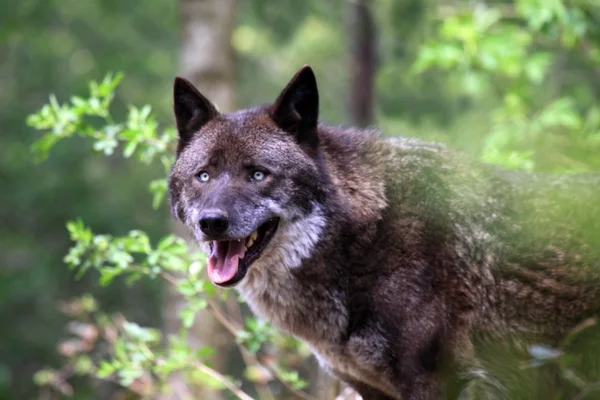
[74,356,94,375]
[139,105,152,121]
[196,346,216,359]
[180,306,196,329]
[80,295,98,312]
[98,72,125,97]
[96,361,116,378]
[93,137,119,155]
[178,299,208,329]
[524,53,551,83]
[123,140,138,158]
[157,235,176,251]
[278,369,308,389]
[149,179,168,209]
[123,322,161,343]
[118,368,143,387]
[33,368,56,386]
[31,134,60,163]
[99,268,122,286]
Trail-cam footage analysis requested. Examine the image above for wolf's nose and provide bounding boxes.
[199,211,229,236]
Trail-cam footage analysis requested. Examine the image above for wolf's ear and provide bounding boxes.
[271,65,319,149]
[173,77,218,146]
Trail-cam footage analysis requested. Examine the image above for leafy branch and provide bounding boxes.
[27,73,175,208]
[414,0,600,172]
[61,219,315,399]
[28,75,316,399]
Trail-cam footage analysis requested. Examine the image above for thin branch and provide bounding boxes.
[48,364,75,396]
[240,352,276,400]
[209,299,276,400]
[162,274,318,400]
[256,355,318,400]
[193,362,255,400]
[160,271,180,286]
[206,297,242,336]
[210,299,317,400]
[225,299,278,400]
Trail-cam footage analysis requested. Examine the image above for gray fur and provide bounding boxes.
[169,67,600,399]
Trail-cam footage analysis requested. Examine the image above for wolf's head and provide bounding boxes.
[169,66,329,288]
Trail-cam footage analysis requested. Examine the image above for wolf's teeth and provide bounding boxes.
[244,230,258,250]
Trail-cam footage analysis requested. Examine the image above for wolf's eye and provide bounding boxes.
[197,171,210,182]
[251,170,267,181]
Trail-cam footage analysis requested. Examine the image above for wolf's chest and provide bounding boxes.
[238,265,349,336]
[243,285,347,343]
[236,264,399,391]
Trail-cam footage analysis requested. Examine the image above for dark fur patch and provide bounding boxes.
[169,66,600,400]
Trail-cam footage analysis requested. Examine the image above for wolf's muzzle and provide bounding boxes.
[199,210,229,236]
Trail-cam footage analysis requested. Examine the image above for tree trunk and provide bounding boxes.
[161,0,236,399]
[348,0,376,128]
[322,2,376,399]
[179,0,236,112]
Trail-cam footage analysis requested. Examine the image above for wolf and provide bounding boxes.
[168,66,600,399]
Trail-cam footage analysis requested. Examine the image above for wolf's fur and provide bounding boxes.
[168,66,600,399]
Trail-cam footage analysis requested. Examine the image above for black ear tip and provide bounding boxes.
[288,66,317,93]
[173,77,185,94]
[297,65,315,80]
[174,76,190,91]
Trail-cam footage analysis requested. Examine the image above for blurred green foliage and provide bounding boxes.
[27,73,175,209]
[0,1,177,399]
[2,0,600,398]
[413,0,600,171]
[28,75,315,400]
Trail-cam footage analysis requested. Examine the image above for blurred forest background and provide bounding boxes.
[2,0,600,399]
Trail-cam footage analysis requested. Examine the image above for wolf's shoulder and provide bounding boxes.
[317,125,451,166]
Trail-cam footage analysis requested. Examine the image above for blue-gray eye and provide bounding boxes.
[198,171,210,182]
[252,170,266,181]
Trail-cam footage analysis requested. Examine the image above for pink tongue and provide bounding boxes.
[208,240,246,284]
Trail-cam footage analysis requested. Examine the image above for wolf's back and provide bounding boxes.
[379,137,600,336]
